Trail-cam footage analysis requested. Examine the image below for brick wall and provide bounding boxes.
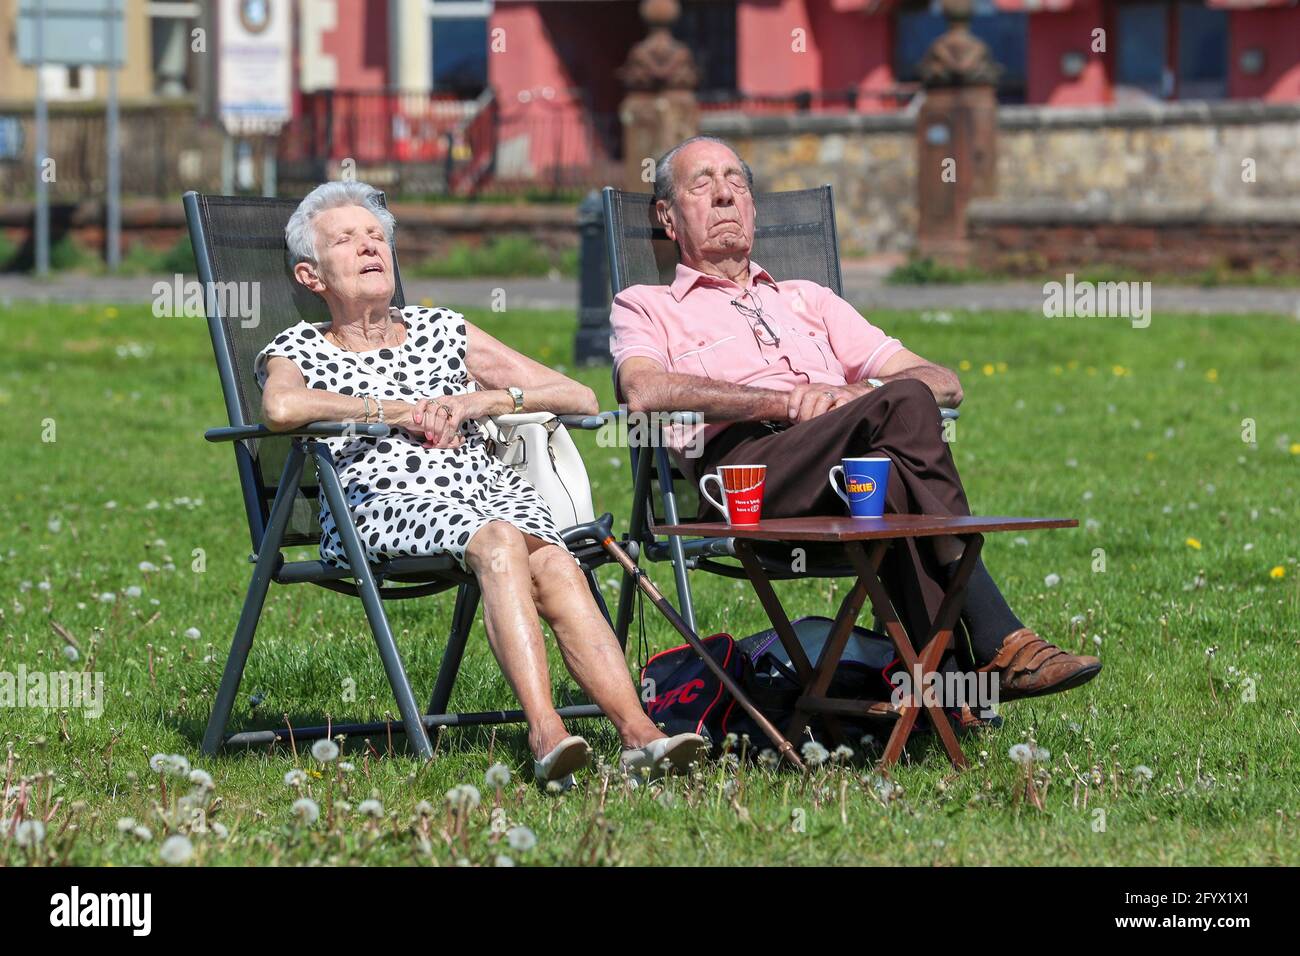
[703,100,1300,274]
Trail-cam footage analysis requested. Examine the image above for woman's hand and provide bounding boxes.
[404,394,488,450]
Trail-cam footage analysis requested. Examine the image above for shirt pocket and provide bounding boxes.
[788,328,834,373]
[672,334,738,379]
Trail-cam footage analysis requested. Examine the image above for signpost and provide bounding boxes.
[17,0,125,275]
[218,0,291,197]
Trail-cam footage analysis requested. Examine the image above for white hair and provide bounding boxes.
[653,136,754,208]
[285,180,396,266]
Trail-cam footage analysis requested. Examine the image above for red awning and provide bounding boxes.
[991,0,1079,10]
[830,0,1080,11]
[1205,0,1296,8]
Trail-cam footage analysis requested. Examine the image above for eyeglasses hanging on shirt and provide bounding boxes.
[730,286,781,348]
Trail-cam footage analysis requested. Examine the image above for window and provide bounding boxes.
[672,1,738,97]
[150,13,197,96]
[1116,1,1228,101]
[893,0,1027,104]
[1177,2,1228,99]
[431,18,488,96]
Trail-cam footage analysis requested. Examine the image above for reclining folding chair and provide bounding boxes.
[600,185,958,643]
[183,191,620,760]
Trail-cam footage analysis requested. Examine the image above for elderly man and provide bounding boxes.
[609,136,1100,701]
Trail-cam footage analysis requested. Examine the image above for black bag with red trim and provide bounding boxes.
[639,633,753,744]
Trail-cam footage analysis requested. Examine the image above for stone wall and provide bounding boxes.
[703,101,1300,271]
[703,111,917,257]
[0,198,577,271]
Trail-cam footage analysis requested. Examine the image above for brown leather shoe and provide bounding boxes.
[977,628,1102,701]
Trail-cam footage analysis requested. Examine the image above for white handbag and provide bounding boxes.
[476,412,596,531]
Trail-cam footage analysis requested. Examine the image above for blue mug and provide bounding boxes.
[828,456,891,518]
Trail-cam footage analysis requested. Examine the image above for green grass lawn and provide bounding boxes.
[1,300,1297,866]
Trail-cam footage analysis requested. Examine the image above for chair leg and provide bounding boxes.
[201,442,306,756]
[427,581,481,716]
[616,442,653,646]
[310,442,435,760]
[584,568,615,633]
[655,446,697,633]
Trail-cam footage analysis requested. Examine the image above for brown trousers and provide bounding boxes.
[694,379,971,653]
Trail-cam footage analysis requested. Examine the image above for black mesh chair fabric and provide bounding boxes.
[190,193,405,546]
[602,185,843,297]
[603,184,844,545]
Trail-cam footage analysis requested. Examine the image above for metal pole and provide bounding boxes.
[222,132,235,195]
[34,0,49,277]
[262,135,276,197]
[105,0,121,272]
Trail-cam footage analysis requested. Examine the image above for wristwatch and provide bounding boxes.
[506,386,524,413]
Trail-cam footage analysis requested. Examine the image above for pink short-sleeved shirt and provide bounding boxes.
[609,259,904,456]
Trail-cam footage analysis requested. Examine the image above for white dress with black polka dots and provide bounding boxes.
[254,305,569,572]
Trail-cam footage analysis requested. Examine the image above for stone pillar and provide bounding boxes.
[914,0,1000,266]
[572,0,700,365]
[616,0,699,191]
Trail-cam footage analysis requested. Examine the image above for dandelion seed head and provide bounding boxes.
[506,826,537,852]
[801,741,830,766]
[15,820,46,847]
[159,834,193,865]
[292,797,320,824]
[310,739,340,763]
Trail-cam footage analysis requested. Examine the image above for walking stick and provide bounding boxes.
[596,531,806,773]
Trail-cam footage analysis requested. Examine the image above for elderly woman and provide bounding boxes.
[256,182,705,786]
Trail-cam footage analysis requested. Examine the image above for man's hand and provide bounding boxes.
[786,382,865,423]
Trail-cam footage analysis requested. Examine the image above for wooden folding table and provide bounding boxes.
[655,515,1077,770]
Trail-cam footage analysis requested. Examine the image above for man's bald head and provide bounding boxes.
[653,137,757,273]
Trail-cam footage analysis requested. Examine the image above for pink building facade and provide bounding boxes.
[294,0,1300,178]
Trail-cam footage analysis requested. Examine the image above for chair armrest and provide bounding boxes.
[489,411,617,430]
[557,413,612,430]
[204,422,391,443]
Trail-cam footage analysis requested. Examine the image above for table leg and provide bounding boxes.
[734,540,817,686]
[849,535,981,770]
[735,539,863,748]
[780,540,885,748]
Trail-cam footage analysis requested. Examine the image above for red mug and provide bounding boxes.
[699,464,767,526]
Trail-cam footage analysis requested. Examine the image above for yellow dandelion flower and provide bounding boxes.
[982,363,995,376]
[959,359,972,371]
[1086,366,1097,376]
[1067,359,1079,369]
[1051,365,1063,375]
[1289,443,1300,455]
[1145,451,1156,462]
[420,296,434,307]
[307,769,323,779]
[1270,566,1286,580]
[1186,538,1202,550]
[1112,365,1127,376]
[1205,368,1218,383]
[996,361,1008,373]
[105,307,119,319]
